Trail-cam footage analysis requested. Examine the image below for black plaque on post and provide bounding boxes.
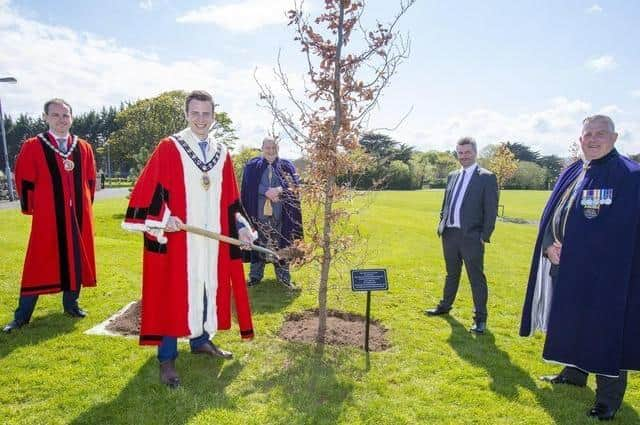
[351,269,388,292]
[351,269,388,352]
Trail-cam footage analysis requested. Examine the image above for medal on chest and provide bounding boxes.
[201,173,211,190]
[63,158,75,171]
[38,134,78,172]
[171,135,223,191]
[580,188,613,219]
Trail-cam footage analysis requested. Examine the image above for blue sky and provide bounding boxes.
[1,0,639,157]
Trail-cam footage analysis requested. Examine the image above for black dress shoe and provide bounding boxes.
[159,359,180,389]
[469,321,486,334]
[540,374,586,387]
[64,308,87,318]
[587,402,617,421]
[191,341,233,359]
[425,306,451,316]
[2,320,26,333]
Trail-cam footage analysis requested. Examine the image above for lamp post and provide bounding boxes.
[0,76,17,201]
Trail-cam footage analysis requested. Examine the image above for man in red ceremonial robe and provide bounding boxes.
[122,90,255,388]
[3,99,97,333]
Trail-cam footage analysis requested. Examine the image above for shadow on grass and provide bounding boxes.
[71,355,243,425]
[0,312,77,358]
[248,279,301,314]
[444,316,640,423]
[242,343,355,425]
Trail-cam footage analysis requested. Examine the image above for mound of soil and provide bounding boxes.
[279,309,390,351]
[105,301,141,336]
[105,303,391,352]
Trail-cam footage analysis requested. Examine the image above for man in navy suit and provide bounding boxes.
[426,137,499,334]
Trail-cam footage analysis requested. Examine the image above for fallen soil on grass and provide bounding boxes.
[105,300,141,336]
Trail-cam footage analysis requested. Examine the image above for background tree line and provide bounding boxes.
[3,91,640,195]
[1,91,237,184]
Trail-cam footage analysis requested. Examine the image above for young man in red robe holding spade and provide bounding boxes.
[123,90,256,388]
[3,98,97,333]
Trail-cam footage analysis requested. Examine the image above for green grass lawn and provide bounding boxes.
[0,190,638,424]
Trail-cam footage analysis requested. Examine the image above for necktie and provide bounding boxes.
[198,141,208,162]
[263,165,273,216]
[447,169,466,226]
[57,138,67,153]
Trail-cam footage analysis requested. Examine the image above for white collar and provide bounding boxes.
[48,130,70,140]
[461,163,478,173]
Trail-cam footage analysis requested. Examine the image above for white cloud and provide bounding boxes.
[176,0,296,32]
[392,98,606,156]
[599,104,622,115]
[139,0,153,11]
[632,90,640,98]
[586,4,603,14]
[585,55,617,72]
[393,97,640,156]
[0,1,303,155]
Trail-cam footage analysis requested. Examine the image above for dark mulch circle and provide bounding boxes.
[106,301,141,336]
[106,303,391,352]
[279,309,391,351]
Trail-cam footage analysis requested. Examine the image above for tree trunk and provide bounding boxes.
[316,1,345,345]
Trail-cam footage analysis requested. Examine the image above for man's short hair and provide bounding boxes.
[262,137,279,148]
[44,98,73,115]
[583,115,616,133]
[185,90,215,113]
[457,136,477,152]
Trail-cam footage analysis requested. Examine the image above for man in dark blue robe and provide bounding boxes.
[520,115,640,421]
[241,137,303,288]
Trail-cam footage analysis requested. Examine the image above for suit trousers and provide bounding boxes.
[439,227,488,322]
[13,290,80,324]
[249,216,290,284]
[157,292,211,363]
[559,366,628,409]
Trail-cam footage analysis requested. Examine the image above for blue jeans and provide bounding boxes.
[157,292,211,363]
[13,290,80,324]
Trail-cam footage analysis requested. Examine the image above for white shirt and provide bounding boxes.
[447,163,478,228]
[48,131,70,151]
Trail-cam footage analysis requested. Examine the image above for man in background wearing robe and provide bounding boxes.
[241,137,303,289]
[3,99,97,333]
[520,115,640,421]
[123,90,255,388]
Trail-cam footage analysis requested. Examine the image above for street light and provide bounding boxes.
[0,76,17,201]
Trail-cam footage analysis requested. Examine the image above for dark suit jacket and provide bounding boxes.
[438,166,499,242]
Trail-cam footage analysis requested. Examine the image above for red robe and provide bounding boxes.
[123,129,254,345]
[14,132,97,295]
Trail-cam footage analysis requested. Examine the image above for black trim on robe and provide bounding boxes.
[228,199,245,259]
[140,335,163,343]
[149,184,169,217]
[126,207,148,220]
[21,283,61,294]
[72,147,83,229]
[240,329,254,337]
[144,235,167,254]
[40,139,70,293]
[20,180,35,213]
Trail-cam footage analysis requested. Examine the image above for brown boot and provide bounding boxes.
[191,341,233,359]
[159,359,180,388]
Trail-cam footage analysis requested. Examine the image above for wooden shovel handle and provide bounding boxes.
[182,224,280,259]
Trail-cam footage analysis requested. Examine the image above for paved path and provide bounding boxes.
[0,187,130,210]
